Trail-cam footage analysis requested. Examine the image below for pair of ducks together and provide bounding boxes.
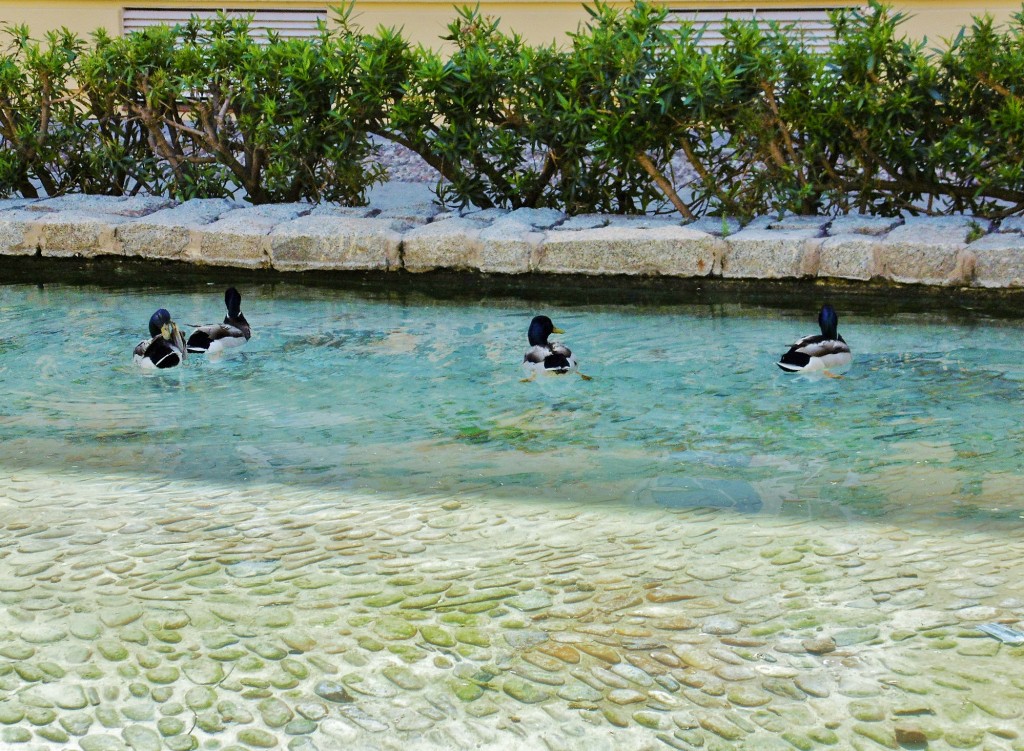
[133,287,251,369]
[527,304,851,376]
[135,292,850,375]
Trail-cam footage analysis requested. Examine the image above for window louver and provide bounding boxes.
[122,7,328,40]
[663,8,846,52]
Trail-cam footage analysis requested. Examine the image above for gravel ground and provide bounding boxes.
[368,137,699,193]
[369,138,444,184]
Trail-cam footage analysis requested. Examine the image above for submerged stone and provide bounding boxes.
[122,725,161,751]
[557,681,604,702]
[25,707,56,725]
[157,718,184,737]
[795,675,830,698]
[607,688,646,705]
[383,665,425,690]
[21,625,66,643]
[237,728,277,748]
[419,625,456,647]
[802,636,837,654]
[507,590,552,611]
[258,698,294,727]
[0,704,24,725]
[853,723,897,748]
[504,630,549,649]
[698,714,745,741]
[0,644,34,660]
[578,644,620,664]
[285,719,317,735]
[833,627,880,646]
[37,725,69,743]
[182,659,224,685]
[726,685,771,707]
[455,628,490,647]
[101,606,143,628]
[449,679,484,702]
[503,677,550,704]
[850,700,885,721]
[374,617,417,641]
[314,681,353,704]
[295,703,327,721]
[79,735,126,751]
[145,667,179,684]
[1,727,31,743]
[60,714,93,735]
[184,687,216,712]
[894,725,928,746]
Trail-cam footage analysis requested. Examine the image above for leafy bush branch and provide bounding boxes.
[0,2,1022,220]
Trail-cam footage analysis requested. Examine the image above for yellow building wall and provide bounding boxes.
[0,1,614,47]
[893,0,1021,41]
[0,0,1020,47]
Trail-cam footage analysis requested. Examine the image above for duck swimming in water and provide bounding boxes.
[186,287,251,355]
[777,304,852,374]
[133,309,186,369]
[523,315,578,376]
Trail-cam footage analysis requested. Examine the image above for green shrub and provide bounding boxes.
[538,1,699,215]
[818,4,947,215]
[1,2,1023,220]
[0,25,157,198]
[82,8,392,204]
[383,6,548,210]
[0,26,88,197]
[383,2,705,215]
[935,10,1024,216]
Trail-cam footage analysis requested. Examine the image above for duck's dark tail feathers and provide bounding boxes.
[186,330,212,353]
[544,352,572,373]
[777,349,811,371]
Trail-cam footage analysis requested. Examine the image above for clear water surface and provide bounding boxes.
[2,282,1022,521]
[3,280,1024,750]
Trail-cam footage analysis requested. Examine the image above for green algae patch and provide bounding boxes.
[455,628,491,648]
[419,625,456,648]
[373,617,417,641]
[387,645,427,663]
[449,679,484,702]
[364,593,405,608]
[237,728,277,747]
[502,677,550,704]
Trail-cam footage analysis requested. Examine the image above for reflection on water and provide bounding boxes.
[1,282,1023,520]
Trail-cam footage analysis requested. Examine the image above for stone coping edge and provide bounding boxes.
[2,188,1023,289]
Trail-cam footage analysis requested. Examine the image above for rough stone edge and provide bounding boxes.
[4,194,1024,288]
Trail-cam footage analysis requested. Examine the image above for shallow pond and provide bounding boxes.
[0,280,1022,751]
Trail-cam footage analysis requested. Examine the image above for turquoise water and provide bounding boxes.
[3,280,1024,751]
[2,282,1022,520]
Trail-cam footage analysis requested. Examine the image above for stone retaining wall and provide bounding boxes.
[3,185,1024,288]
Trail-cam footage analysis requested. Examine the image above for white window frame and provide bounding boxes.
[663,7,851,51]
[122,7,329,40]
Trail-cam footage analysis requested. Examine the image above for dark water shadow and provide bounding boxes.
[5,255,1024,322]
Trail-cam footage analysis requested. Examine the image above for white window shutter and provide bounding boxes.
[122,7,328,40]
[663,7,847,52]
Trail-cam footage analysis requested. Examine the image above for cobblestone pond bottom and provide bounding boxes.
[1,470,1023,751]
[1,284,1024,749]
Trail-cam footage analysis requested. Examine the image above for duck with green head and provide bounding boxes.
[186,287,251,356]
[133,309,186,369]
[523,315,578,375]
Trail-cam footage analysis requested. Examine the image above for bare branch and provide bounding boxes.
[636,152,695,220]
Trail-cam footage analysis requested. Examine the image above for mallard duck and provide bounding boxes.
[777,304,852,374]
[133,309,186,369]
[186,287,251,355]
[523,315,577,375]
